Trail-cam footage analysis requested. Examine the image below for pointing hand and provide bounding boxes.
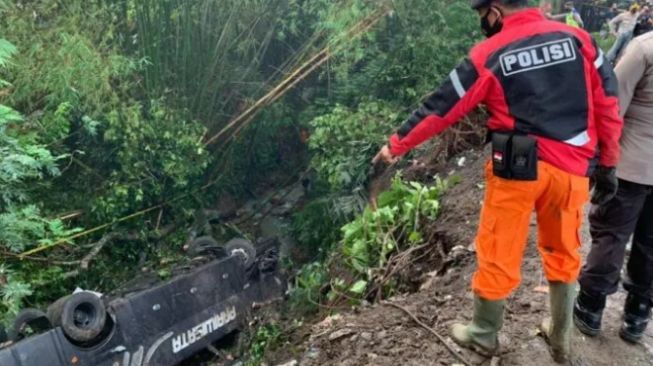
[372,145,400,165]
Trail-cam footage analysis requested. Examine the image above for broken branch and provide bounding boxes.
[383,301,472,366]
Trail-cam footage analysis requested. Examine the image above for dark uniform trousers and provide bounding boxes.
[579,179,653,303]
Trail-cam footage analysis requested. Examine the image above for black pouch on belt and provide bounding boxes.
[491,132,512,179]
[510,134,538,180]
[491,132,538,181]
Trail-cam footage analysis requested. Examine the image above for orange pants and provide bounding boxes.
[472,160,589,300]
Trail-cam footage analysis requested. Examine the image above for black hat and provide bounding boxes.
[471,0,492,9]
[471,0,527,10]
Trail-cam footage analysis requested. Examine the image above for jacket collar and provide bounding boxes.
[502,8,546,28]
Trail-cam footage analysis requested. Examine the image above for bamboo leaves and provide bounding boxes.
[134,0,285,127]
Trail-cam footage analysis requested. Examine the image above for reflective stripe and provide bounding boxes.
[130,346,144,366]
[594,49,604,69]
[564,130,590,146]
[144,332,174,366]
[450,69,466,98]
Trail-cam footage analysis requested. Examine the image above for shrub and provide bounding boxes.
[308,100,399,191]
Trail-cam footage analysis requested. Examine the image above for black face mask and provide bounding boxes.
[481,8,503,38]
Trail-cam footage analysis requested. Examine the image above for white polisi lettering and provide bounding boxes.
[500,38,577,76]
[171,306,237,354]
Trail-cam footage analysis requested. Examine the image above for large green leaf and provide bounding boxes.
[0,39,17,67]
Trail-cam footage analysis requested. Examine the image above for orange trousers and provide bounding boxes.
[472,160,589,300]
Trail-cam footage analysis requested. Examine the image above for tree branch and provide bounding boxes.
[80,232,124,270]
[383,301,472,366]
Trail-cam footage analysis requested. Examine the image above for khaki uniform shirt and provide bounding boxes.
[615,32,653,185]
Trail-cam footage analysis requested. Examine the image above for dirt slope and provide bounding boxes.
[284,147,653,366]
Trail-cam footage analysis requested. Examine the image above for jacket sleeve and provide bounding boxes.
[589,40,624,167]
[615,39,646,117]
[388,58,488,156]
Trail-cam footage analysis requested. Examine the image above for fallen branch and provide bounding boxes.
[71,222,179,277]
[80,232,125,270]
[57,210,84,221]
[383,301,472,366]
[0,251,79,266]
[366,242,431,301]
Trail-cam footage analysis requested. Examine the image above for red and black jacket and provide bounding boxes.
[388,8,623,177]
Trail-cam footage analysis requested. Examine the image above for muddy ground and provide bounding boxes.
[263,146,653,366]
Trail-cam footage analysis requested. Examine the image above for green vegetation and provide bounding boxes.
[290,175,453,315]
[245,323,284,366]
[341,176,450,286]
[594,33,616,52]
[0,2,479,362]
[309,101,400,191]
[286,0,477,317]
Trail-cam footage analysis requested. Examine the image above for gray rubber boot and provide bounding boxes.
[541,282,575,363]
[450,295,505,356]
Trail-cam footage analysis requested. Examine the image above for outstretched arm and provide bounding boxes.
[379,58,488,162]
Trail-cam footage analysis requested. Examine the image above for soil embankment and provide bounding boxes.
[270,147,653,366]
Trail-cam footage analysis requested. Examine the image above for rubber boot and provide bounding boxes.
[450,295,505,356]
[619,293,652,343]
[573,289,606,337]
[540,282,575,364]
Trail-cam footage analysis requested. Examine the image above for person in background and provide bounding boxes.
[634,5,653,36]
[564,1,584,27]
[574,30,653,345]
[607,3,641,63]
[610,2,620,19]
[549,1,584,27]
[540,0,554,18]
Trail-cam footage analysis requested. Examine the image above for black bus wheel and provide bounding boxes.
[46,295,70,327]
[187,235,227,258]
[61,292,107,344]
[9,308,52,341]
[225,238,256,268]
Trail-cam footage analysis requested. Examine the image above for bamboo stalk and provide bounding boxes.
[206,7,391,146]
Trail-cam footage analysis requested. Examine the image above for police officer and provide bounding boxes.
[574,26,653,345]
[373,0,623,362]
[564,1,584,28]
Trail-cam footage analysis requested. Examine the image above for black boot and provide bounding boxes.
[620,293,651,343]
[573,290,606,337]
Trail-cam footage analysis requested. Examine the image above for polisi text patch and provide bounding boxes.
[500,38,576,76]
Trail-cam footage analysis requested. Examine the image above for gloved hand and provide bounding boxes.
[591,166,618,205]
[372,145,400,165]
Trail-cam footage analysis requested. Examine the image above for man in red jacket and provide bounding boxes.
[373,0,623,362]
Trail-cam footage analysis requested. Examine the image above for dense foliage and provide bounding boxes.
[309,101,399,191]
[290,175,453,316]
[0,0,478,334]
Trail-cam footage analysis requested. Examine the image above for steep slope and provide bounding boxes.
[279,147,653,366]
